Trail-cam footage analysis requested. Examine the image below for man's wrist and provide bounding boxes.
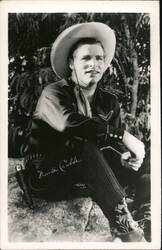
[122,130,145,159]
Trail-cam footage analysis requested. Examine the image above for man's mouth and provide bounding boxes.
[86,70,100,75]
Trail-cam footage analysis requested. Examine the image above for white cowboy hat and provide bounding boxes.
[50,22,116,79]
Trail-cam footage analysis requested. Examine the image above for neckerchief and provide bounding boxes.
[73,85,92,118]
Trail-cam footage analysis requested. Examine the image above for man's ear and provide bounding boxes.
[69,58,74,71]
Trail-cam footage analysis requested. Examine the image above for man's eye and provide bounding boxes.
[96,56,104,61]
[82,56,91,60]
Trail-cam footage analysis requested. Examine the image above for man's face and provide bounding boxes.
[69,43,105,89]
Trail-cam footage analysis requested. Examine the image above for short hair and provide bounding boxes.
[68,37,105,60]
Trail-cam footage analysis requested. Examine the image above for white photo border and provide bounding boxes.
[0,1,161,249]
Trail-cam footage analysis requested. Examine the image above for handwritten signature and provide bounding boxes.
[37,155,82,179]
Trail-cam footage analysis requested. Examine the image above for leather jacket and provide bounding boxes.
[30,78,126,155]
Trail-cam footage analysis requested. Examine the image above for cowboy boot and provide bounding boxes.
[110,197,146,242]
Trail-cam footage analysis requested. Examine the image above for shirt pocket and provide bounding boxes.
[98,110,114,122]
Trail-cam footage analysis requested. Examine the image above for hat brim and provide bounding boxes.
[51,22,116,79]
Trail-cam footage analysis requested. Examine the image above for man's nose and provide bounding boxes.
[89,58,97,68]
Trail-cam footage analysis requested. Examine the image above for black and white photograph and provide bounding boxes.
[0,1,160,249]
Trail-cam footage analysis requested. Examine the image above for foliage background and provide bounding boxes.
[8,13,150,161]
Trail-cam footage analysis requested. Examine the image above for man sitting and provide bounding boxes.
[25,22,149,242]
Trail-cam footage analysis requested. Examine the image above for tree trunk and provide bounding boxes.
[121,14,139,116]
[131,49,139,116]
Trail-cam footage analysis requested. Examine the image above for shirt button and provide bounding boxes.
[119,136,123,140]
[110,133,113,137]
[114,135,117,138]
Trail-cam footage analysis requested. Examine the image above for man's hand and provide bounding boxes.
[121,152,144,171]
[121,131,145,171]
[128,157,144,171]
[121,151,131,169]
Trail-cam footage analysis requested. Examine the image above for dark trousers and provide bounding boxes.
[27,136,143,221]
[27,118,147,220]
